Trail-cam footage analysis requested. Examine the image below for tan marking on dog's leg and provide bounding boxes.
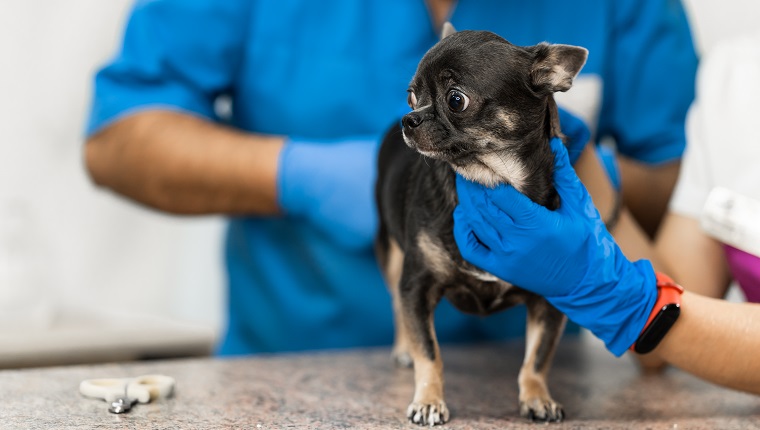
[406,312,449,426]
[518,312,565,422]
[384,239,413,367]
[416,231,452,280]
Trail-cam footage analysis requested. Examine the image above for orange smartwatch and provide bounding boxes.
[631,272,684,354]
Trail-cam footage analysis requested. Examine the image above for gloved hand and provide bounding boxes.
[277,136,379,251]
[453,137,657,356]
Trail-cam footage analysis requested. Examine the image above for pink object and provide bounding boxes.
[724,245,760,303]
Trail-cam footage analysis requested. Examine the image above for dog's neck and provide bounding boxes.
[453,97,561,202]
[453,150,534,191]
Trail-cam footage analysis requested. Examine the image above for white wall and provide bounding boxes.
[0,0,757,351]
[0,1,225,335]
[683,0,760,55]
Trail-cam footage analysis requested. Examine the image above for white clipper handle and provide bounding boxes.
[80,374,175,404]
[128,374,175,403]
[80,378,131,403]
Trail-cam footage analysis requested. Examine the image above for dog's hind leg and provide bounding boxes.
[518,296,566,422]
[398,264,449,426]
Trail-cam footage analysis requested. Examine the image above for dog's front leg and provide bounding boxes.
[399,267,449,426]
[518,296,567,422]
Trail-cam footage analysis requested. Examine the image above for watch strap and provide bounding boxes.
[631,272,684,354]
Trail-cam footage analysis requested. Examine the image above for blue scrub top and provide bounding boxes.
[87,0,697,355]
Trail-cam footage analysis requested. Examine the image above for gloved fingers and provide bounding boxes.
[548,137,591,215]
[453,202,507,252]
[483,182,547,227]
[549,137,572,171]
[453,209,496,264]
[455,174,497,215]
[278,137,380,250]
[456,174,542,232]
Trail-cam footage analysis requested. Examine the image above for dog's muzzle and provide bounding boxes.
[402,112,423,129]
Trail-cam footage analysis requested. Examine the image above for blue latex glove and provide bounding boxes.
[278,136,379,251]
[453,138,657,356]
[557,106,622,189]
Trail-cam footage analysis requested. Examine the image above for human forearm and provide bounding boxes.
[85,110,283,215]
[618,156,681,237]
[455,140,760,393]
[655,213,732,297]
[654,292,760,394]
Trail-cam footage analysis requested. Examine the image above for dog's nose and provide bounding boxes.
[402,113,423,129]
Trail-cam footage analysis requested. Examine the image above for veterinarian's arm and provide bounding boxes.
[86,110,284,215]
[602,0,697,237]
[656,213,732,298]
[453,139,760,394]
[653,291,760,394]
[85,1,379,250]
[619,158,681,238]
[86,110,380,250]
[454,138,658,355]
[85,1,283,215]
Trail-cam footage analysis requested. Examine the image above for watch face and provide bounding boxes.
[634,304,681,354]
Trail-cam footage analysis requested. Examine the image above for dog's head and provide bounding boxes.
[402,23,587,187]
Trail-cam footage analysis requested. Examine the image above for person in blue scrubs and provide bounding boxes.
[84,0,697,355]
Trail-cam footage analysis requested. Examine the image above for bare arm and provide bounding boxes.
[653,291,760,394]
[562,149,760,390]
[655,212,732,298]
[629,212,733,372]
[85,110,284,215]
[618,156,681,238]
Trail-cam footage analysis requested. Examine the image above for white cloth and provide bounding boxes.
[670,34,760,222]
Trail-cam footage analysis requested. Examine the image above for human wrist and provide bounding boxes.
[630,272,684,354]
[276,136,380,250]
[276,138,313,216]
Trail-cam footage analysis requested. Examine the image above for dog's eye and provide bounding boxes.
[447,90,469,112]
[407,91,417,109]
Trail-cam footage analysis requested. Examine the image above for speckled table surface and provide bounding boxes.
[1,338,758,429]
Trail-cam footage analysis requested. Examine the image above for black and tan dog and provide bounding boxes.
[375,24,587,426]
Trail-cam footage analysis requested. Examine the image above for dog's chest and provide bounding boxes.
[416,230,525,316]
[392,159,533,315]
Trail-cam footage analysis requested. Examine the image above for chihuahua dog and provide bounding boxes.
[375,24,587,426]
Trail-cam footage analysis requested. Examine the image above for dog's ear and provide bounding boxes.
[530,43,588,93]
[441,22,456,40]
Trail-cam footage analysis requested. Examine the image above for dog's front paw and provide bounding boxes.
[519,397,564,423]
[407,401,449,426]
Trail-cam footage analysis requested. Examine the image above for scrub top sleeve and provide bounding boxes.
[598,0,698,165]
[86,0,251,136]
